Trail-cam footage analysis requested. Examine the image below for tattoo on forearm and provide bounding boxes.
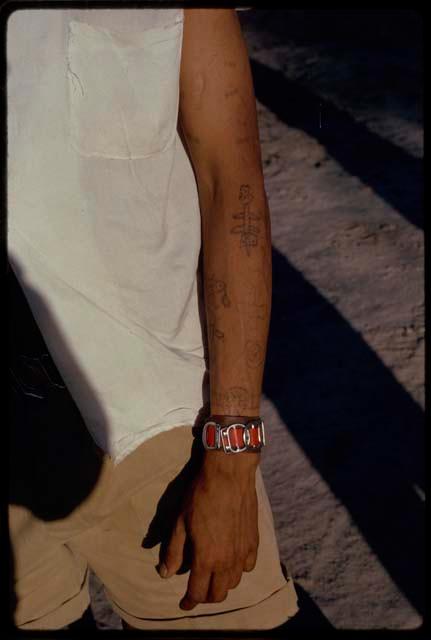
[237,283,267,333]
[245,340,265,369]
[207,274,231,311]
[225,87,239,99]
[208,320,224,342]
[230,185,261,256]
[235,283,269,370]
[213,386,260,411]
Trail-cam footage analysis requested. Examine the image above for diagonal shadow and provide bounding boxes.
[8,266,105,521]
[250,59,423,229]
[263,246,425,618]
[8,264,105,628]
[240,10,423,64]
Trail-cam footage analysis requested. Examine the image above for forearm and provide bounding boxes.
[178,9,271,424]
[162,13,265,603]
[200,173,272,418]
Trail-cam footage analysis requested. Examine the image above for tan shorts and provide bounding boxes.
[9,424,298,631]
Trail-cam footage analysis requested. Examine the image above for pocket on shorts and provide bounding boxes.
[66,17,183,159]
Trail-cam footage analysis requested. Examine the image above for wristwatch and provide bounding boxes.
[199,417,266,454]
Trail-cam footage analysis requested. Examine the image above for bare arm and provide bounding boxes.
[178,9,271,422]
[160,9,271,609]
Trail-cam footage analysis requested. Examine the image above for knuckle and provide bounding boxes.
[189,589,205,604]
[243,548,257,571]
[165,538,178,555]
[208,591,228,603]
[173,520,182,535]
[230,571,243,588]
[215,592,228,603]
[197,559,212,573]
[244,558,256,572]
[236,553,248,568]
[250,532,259,548]
[211,558,229,572]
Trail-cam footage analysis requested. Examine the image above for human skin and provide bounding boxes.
[126,9,272,620]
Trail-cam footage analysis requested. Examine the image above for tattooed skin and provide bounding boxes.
[234,282,269,372]
[206,187,271,404]
[225,87,239,99]
[237,283,267,334]
[206,275,229,365]
[213,387,260,412]
[207,273,231,311]
[208,318,224,366]
[245,340,265,369]
[208,320,224,342]
[230,185,261,256]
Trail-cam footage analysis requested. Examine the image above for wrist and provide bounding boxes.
[199,414,265,460]
[202,447,260,477]
[210,414,260,425]
[201,414,263,470]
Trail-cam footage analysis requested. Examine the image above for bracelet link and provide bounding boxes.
[201,418,265,453]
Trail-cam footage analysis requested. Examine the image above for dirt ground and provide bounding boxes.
[88,9,424,631]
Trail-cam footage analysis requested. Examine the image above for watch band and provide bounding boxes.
[200,418,266,454]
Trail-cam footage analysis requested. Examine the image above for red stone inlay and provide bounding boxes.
[205,422,263,451]
[248,424,260,447]
[206,424,216,448]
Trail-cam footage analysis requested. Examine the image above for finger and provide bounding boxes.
[180,560,212,610]
[227,566,243,590]
[160,515,186,578]
[206,572,230,603]
[244,544,258,572]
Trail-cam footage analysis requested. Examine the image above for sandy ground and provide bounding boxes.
[87,10,424,631]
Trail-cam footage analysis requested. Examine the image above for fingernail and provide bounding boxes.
[159,563,168,578]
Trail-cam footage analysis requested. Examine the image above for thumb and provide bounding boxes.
[159,515,187,578]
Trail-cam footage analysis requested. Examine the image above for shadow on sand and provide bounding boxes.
[263,247,425,619]
[250,58,423,230]
[239,11,424,619]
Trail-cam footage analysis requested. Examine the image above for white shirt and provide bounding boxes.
[7,8,209,464]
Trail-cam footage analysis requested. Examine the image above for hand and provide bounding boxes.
[158,450,260,610]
